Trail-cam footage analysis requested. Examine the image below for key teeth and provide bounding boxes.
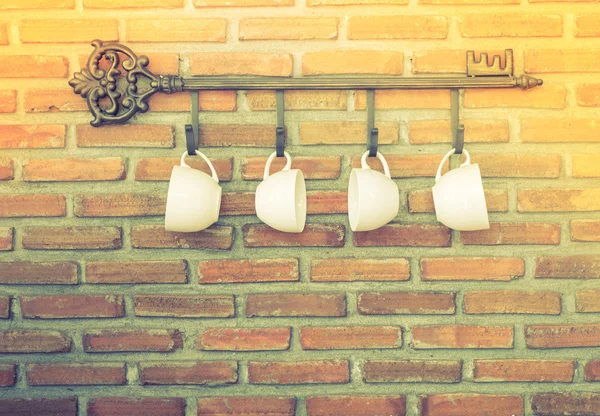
[467,49,514,77]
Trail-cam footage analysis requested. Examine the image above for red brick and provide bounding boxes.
[0,125,65,148]
[75,194,165,217]
[239,18,337,40]
[348,15,447,39]
[135,295,235,318]
[526,324,600,348]
[243,224,345,248]
[532,393,600,416]
[358,292,455,315]
[519,189,600,212]
[132,225,233,250]
[302,51,403,75]
[197,327,291,351]
[22,226,122,250]
[571,219,600,242]
[576,84,600,106]
[461,222,560,245]
[1,0,74,8]
[88,397,185,416]
[140,361,237,385]
[23,158,126,181]
[522,119,600,143]
[0,397,77,416]
[409,189,508,213]
[27,363,126,385]
[364,360,462,383]
[355,90,451,110]
[126,19,227,43]
[576,289,600,312]
[474,360,574,382]
[421,394,523,416]
[0,228,13,252]
[83,329,183,353]
[219,192,255,216]
[585,360,600,381]
[198,397,296,416]
[464,291,561,314]
[77,125,174,148]
[249,90,346,111]
[190,53,292,77]
[575,14,600,37]
[459,14,562,37]
[135,157,232,181]
[21,295,124,319]
[306,396,406,416]
[0,90,17,112]
[199,124,278,147]
[409,119,508,144]
[0,296,9,319]
[300,326,402,350]
[412,325,514,349]
[307,191,348,214]
[354,224,451,247]
[0,157,13,180]
[0,56,68,78]
[0,262,77,285]
[465,85,565,109]
[0,330,71,353]
[311,258,410,282]
[20,19,118,43]
[536,256,600,279]
[421,257,525,281]
[0,194,65,217]
[248,360,349,384]
[350,154,447,178]
[198,258,299,284]
[86,261,187,284]
[246,293,346,317]
[526,49,600,73]
[85,0,183,7]
[242,155,340,180]
[0,364,15,386]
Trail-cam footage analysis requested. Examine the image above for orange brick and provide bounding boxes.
[0,330,71,353]
[306,396,406,416]
[572,220,600,242]
[239,18,337,40]
[84,329,182,353]
[247,90,346,110]
[0,23,7,45]
[421,394,523,416]
[412,49,505,74]
[299,121,398,145]
[75,194,165,217]
[309,0,406,3]
[474,360,574,382]
[136,157,232,182]
[0,125,65,148]
[248,360,349,384]
[77,125,174,148]
[351,154,447,178]
[0,262,78,285]
[199,124,276,147]
[0,0,74,9]
[311,258,410,282]
[576,289,600,312]
[89,398,184,416]
[575,14,600,37]
[85,0,183,7]
[132,225,233,250]
[244,224,345,248]
[243,156,340,180]
[421,257,525,281]
[464,290,561,314]
[0,56,68,78]
[355,90,450,109]
[25,90,87,112]
[0,228,13,251]
[526,49,600,73]
[197,328,291,351]
[354,224,451,247]
[348,15,448,39]
[409,119,508,144]
[306,191,347,215]
[586,360,600,381]
[459,14,562,37]
[363,360,462,383]
[465,85,565,108]
[358,291,456,315]
[523,118,600,142]
[141,361,232,387]
[22,226,122,250]
[216,193,254,216]
[461,222,561,245]
[198,258,299,284]
[302,51,402,75]
[518,189,600,212]
[86,261,188,284]
[531,393,600,416]
[0,158,14,181]
[573,155,600,177]
[0,195,66,218]
[198,397,295,416]
[79,52,179,76]
[20,20,118,43]
[536,256,600,279]
[576,84,600,106]
[26,363,126,386]
[300,326,402,350]
[190,53,292,77]
[526,324,600,348]
[20,295,124,319]
[246,293,346,317]
[135,295,235,318]
[126,19,227,43]
[473,154,561,178]
[0,90,16,112]
[409,189,508,213]
[413,325,514,349]
[196,0,293,5]
[23,158,126,182]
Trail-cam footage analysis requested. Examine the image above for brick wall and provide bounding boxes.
[0,0,599,415]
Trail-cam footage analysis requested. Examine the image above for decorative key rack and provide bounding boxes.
[69,40,543,159]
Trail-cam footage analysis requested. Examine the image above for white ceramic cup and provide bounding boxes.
[432,148,489,231]
[165,151,222,233]
[255,151,306,233]
[348,151,399,232]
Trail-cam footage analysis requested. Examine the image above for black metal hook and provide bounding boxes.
[276,89,285,157]
[185,91,199,156]
[451,88,465,155]
[367,89,378,157]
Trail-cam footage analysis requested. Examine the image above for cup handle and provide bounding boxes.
[360,150,391,179]
[180,151,220,183]
[434,148,471,182]
[263,151,292,180]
